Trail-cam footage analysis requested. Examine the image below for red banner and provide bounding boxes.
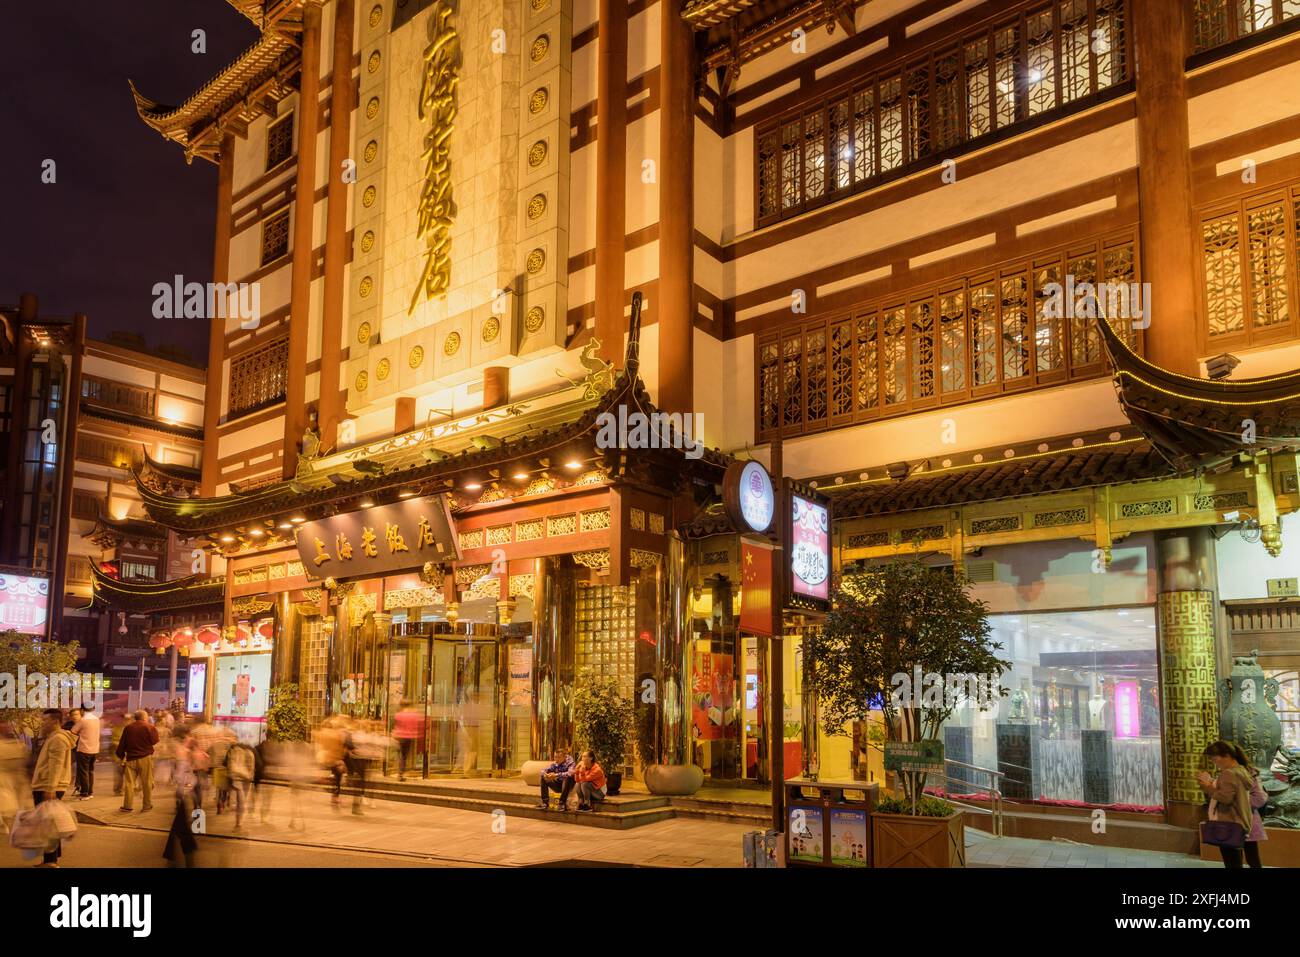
[740,540,773,636]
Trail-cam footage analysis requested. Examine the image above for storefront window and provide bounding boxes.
[212,651,273,745]
[940,606,1163,808]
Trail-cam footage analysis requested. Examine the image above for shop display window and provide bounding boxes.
[939,606,1163,809]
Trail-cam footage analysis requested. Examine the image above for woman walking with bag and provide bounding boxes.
[1197,740,1267,868]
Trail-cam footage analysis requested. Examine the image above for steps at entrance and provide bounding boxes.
[283,775,676,830]
[669,796,772,827]
[271,774,772,830]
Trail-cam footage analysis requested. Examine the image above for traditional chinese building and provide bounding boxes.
[124,0,1300,847]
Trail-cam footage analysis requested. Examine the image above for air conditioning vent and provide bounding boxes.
[964,560,996,583]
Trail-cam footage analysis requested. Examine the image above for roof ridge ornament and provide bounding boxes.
[556,338,616,399]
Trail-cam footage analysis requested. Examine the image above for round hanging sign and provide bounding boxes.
[723,460,775,534]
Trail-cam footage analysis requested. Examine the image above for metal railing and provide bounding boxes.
[940,757,1005,837]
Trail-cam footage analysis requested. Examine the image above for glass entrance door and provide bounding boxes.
[428,629,498,775]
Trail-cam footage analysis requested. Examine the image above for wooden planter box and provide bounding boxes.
[871,811,966,868]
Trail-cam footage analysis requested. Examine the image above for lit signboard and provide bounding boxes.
[0,575,50,636]
[1114,680,1139,738]
[187,661,208,714]
[789,494,830,606]
[723,460,775,534]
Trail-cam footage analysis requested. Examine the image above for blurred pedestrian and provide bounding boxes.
[116,709,158,813]
[392,700,423,782]
[0,719,31,833]
[163,734,200,867]
[31,709,75,867]
[110,713,132,795]
[224,740,256,830]
[316,716,348,808]
[71,707,101,800]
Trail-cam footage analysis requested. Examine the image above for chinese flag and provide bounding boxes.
[740,539,773,636]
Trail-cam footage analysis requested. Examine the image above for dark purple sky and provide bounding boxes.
[0,2,260,363]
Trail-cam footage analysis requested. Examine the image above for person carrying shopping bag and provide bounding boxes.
[30,709,76,867]
[1197,740,1267,868]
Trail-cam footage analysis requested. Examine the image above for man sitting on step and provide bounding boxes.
[538,748,575,811]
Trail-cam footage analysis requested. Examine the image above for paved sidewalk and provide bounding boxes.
[966,830,1219,868]
[41,777,752,868]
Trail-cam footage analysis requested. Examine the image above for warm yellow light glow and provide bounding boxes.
[564,460,582,471]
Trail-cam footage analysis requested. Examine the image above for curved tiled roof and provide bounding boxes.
[91,565,225,613]
[1097,316,1300,471]
[830,439,1171,520]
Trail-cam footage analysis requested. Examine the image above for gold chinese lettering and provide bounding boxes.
[408,1,458,314]
[313,538,331,566]
[360,527,378,558]
[386,523,409,553]
[336,532,354,560]
[416,515,436,549]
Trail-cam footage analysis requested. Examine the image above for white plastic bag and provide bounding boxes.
[8,807,53,850]
[41,799,78,840]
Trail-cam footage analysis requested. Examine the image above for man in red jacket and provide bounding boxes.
[115,710,159,812]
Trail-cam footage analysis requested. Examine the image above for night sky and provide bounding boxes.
[1,2,261,363]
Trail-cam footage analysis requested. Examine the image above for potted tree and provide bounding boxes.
[803,557,1009,867]
[573,672,634,795]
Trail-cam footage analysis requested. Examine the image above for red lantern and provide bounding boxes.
[149,631,172,657]
[173,628,196,657]
[196,625,221,647]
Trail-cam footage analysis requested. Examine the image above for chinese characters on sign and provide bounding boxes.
[790,494,830,603]
[294,496,459,578]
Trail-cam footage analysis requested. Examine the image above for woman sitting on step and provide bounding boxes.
[573,750,607,812]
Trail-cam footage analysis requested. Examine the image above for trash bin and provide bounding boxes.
[784,778,878,868]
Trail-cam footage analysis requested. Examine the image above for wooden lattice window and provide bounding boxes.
[228,336,290,418]
[1198,183,1300,351]
[266,111,295,170]
[754,0,1132,226]
[755,233,1139,440]
[81,375,155,416]
[260,208,290,266]
[71,492,102,520]
[1192,0,1300,54]
[78,436,142,470]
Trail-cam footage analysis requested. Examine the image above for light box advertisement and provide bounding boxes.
[0,575,49,636]
[187,661,207,714]
[790,495,830,603]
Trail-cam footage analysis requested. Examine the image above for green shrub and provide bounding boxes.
[875,794,956,817]
[265,683,310,742]
[573,672,633,770]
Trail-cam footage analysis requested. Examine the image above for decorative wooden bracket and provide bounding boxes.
[823,0,857,36]
[1249,451,1283,557]
[1091,485,1113,567]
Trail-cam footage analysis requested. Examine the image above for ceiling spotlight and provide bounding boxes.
[464,481,482,492]
[398,489,416,499]
[564,459,582,471]
[512,469,529,481]
[290,516,306,524]
[220,534,235,543]
[359,497,376,508]
[250,529,264,537]
[278,522,293,530]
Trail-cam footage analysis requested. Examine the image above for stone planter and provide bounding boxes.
[520,760,550,787]
[644,763,704,795]
[871,810,966,868]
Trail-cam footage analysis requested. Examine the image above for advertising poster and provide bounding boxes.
[214,653,272,744]
[692,649,735,740]
[787,806,823,863]
[830,809,869,867]
[507,646,533,708]
[186,661,207,714]
[790,496,830,602]
[0,575,49,636]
